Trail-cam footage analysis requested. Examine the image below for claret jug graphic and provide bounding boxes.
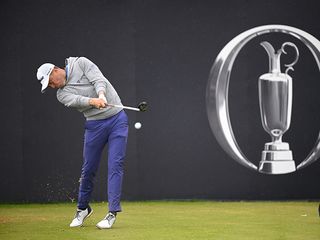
[258,41,299,174]
[206,25,320,174]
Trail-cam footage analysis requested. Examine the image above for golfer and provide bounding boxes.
[36,57,129,229]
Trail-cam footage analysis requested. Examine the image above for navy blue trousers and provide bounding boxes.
[77,110,128,212]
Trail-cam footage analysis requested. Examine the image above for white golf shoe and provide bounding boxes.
[69,206,93,227]
[96,212,116,229]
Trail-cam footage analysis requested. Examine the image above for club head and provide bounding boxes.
[138,101,148,112]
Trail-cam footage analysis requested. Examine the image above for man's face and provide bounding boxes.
[48,67,66,89]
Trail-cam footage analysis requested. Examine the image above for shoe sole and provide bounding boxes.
[96,225,112,230]
[70,209,94,228]
[96,219,115,230]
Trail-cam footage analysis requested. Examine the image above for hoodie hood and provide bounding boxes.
[65,57,79,83]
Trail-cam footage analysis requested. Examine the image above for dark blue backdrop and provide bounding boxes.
[1,0,319,202]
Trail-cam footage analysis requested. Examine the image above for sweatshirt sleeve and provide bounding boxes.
[78,57,108,95]
[57,90,91,108]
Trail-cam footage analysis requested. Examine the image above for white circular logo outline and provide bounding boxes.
[206,25,320,173]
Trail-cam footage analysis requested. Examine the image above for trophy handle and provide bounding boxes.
[281,42,300,72]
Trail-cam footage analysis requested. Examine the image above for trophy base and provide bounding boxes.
[258,160,296,174]
[258,142,296,174]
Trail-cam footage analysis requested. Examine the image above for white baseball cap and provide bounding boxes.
[36,63,54,93]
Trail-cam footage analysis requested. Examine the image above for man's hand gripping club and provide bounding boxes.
[89,91,108,109]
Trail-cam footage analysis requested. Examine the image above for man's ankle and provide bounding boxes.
[110,211,117,216]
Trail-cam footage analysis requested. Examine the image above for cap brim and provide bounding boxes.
[40,77,49,93]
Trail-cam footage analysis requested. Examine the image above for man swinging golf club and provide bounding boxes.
[36,57,128,229]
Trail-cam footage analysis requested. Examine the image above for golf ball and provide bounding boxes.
[134,122,142,129]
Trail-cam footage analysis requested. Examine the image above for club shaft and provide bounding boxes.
[108,103,140,111]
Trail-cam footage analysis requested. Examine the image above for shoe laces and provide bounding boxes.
[74,208,88,220]
[104,213,115,221]
[74,210,82,220]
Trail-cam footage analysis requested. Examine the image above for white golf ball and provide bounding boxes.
[134,122,142,129]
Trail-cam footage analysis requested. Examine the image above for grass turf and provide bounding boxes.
[0,201,319,240]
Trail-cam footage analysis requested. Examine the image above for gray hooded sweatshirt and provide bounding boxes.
[57,57,123,120]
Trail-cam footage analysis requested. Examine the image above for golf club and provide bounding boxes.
[107,101,148,112]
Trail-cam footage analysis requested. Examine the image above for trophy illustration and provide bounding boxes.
[258,41,299,174]
[207,25,320,174]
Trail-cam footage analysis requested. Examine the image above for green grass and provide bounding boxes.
[0,201,319,240]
